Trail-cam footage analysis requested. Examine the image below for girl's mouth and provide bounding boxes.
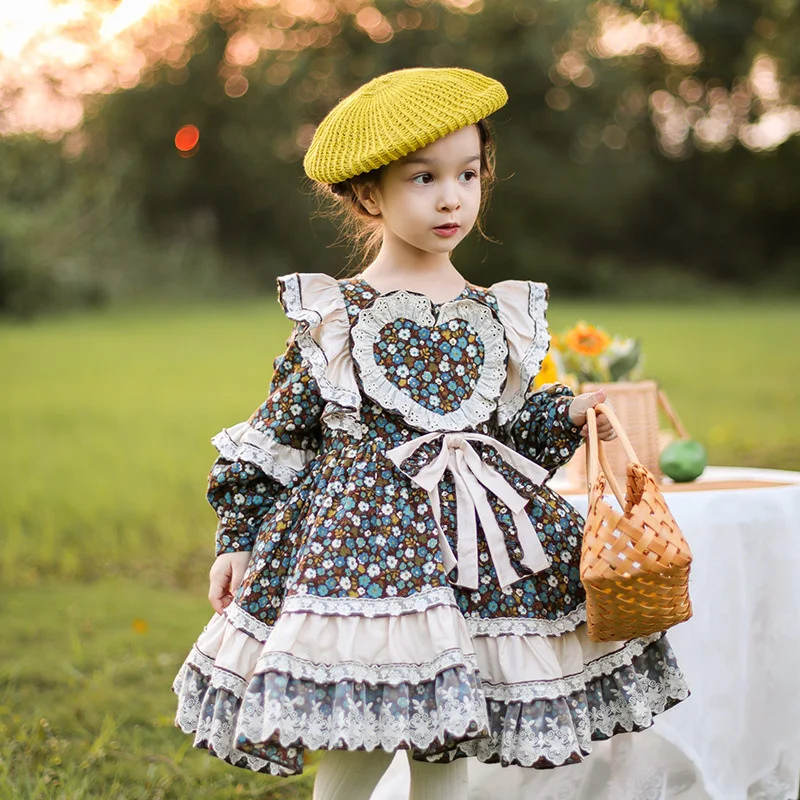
[433,223,460,238]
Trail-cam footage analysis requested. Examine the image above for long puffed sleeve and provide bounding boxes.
[505,383,584,475]
[208,336,323,555]
[208,458,283,555]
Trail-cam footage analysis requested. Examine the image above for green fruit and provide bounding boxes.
[659,439,708,482]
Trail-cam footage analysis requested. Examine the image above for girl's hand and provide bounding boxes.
[568,388,617,442]
[209,551,252,614]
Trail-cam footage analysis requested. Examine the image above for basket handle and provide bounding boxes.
[657,389,689,440]
[585,402,640,506]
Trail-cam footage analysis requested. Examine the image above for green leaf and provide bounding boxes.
[609,340,642,381]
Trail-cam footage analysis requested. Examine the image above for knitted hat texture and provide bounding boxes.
[303,67,508,185]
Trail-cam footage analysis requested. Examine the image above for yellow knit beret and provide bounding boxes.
[303,67,508,185]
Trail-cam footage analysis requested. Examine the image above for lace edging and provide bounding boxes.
[212,665,248,697]
[174,633,688,774]
[211,426,312,488]
[172,661,294,775]
[583,632,663,680]
[350,293,507,433]
[180,642,481,697]
[495,281,550,427]
[446,635,688,768]
[184,644,214,676]
[278,273,362,413]
[239,667,490,756]
[178,646,249,697]
[256,648,480,686]
[225,603,275,643]
[280,585,458,617]
[277,274,323,327]
[480,633,665,702]
[465,604,586,638]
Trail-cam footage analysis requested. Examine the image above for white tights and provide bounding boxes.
[312,749,469,800]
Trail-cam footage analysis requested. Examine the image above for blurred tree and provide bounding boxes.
[82,0,691,292]
[2,0,800,314]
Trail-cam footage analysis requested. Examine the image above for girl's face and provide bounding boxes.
[356,125,482,260]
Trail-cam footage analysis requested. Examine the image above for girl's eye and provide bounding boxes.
[411,173,434,185]
[460,170,478,183]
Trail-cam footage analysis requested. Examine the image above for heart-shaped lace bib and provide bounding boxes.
[351,292,508,432]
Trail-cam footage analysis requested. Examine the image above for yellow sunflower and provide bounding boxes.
[533,352,559,388]
[563,322,611,356]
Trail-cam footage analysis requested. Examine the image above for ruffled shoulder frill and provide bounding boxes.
[277,272,363,436]
[209,273,362,485]
[489,280,550,426]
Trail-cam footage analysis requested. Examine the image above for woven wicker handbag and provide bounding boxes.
[580,402,693,643]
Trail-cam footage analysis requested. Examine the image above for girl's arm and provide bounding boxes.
[207,335,323,557]
[205,272,352,613]
[505,383,585,476]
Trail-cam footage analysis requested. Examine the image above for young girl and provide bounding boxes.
[172,67,688,800]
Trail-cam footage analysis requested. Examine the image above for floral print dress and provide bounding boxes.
[172,273,688,776]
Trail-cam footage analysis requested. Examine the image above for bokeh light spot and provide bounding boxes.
[545,87,571,111]
[175,123,200,153]
[224,74,249,98]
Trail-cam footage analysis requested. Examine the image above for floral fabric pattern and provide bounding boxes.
[376,317,484,414]
[245,339,323,453]
[209,459,282,555]
[508,383,584,478]
[174,273,689,776]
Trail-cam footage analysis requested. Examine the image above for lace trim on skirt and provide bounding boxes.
[464,604,586,638]
[280,585,458,618]
[422,633,689,768]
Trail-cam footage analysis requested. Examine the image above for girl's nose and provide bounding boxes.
[438,185,461,212]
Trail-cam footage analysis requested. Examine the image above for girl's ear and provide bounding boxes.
[353,181,382,216]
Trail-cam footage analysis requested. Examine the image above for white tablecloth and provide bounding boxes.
[371,466,800,800]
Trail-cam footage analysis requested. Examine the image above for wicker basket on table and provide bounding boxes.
[580,402,693,642]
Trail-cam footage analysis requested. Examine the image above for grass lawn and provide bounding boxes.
[0,579,316,799]
[1,295,799,798]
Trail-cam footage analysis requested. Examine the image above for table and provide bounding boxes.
[370,466,800,800]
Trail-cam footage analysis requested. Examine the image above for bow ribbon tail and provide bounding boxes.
[454,449,522,590]
[458,445,552,578]
[449,465,480,590]
[386,434,463,581]
[513,512,551,574]
[472,488,524,590]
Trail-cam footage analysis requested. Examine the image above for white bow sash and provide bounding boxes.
[386,432,552,590]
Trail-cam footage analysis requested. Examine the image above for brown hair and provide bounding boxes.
[312,119,498,267]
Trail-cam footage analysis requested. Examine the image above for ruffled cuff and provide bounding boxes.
[209,421,315,556]
[215,523,255,556]
[506,384,583,474]
[277,273,363,435]
[212,421,315,488]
